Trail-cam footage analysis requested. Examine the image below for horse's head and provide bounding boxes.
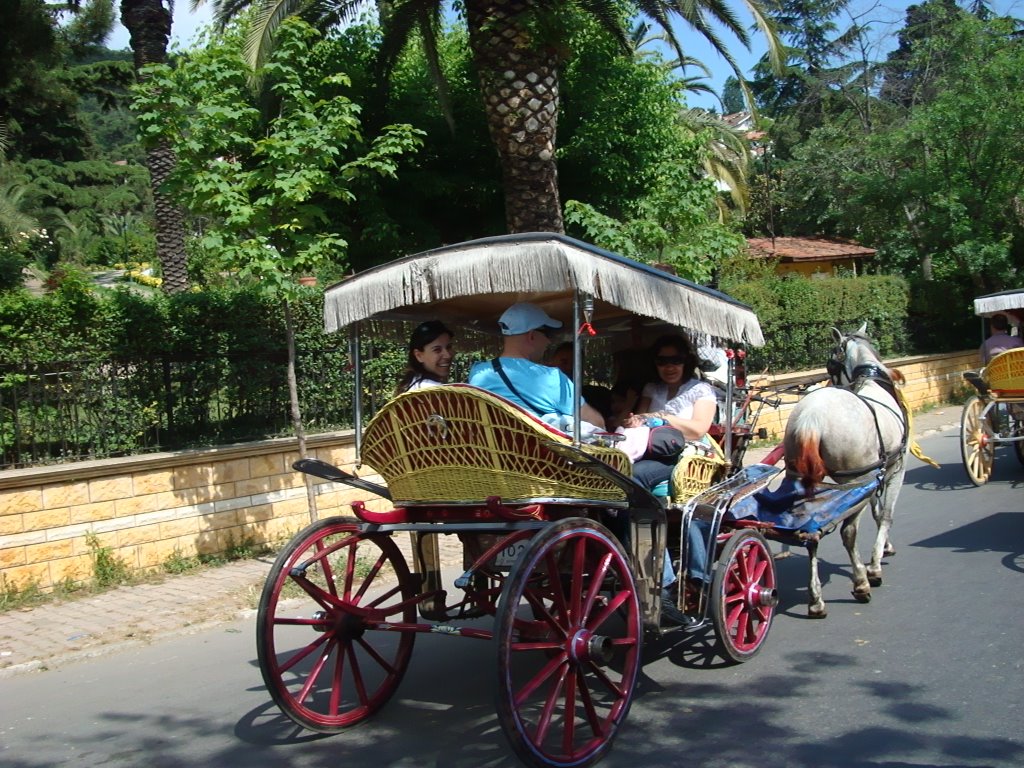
[827,322,888,387]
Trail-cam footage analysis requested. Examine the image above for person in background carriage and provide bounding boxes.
[980,314,1023,365]
[394,320,456,395]
[468,302,607,431]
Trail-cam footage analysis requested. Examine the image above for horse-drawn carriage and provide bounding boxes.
[254,234,906,767]
[960,288,1024,485]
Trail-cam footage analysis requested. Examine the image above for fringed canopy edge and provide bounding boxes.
[325,233,765,346]
[975,289,1024,317]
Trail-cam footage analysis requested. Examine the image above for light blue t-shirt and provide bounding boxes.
[468,358,576,418]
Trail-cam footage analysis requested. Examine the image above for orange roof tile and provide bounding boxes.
[746,236,876,263]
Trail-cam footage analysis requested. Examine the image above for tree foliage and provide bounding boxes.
[132,18,424,299]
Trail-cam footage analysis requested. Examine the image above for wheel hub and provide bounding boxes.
[750,585,779,608]
[569,629,614,666]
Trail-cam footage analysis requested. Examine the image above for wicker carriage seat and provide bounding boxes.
[360,385,632,506]
[984,348,1024,397]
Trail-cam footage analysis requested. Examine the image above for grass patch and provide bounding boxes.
[86,532,133,588]
[0,574,48,612]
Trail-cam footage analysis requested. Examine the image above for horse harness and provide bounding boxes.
[826,342,909,481]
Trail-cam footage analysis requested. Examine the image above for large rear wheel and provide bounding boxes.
[495,519,642,768]
[961,396,995,486]
[256,517,417,732]
[710,530,777,663]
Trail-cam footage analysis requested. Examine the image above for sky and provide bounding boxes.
[106,0,1024,112]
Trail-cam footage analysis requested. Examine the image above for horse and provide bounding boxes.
[783,323,909,618]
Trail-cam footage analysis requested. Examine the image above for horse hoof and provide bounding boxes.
[808,604,828,619]
[868,574,882,587]
[853,588,872,603]
[883,545,896,557]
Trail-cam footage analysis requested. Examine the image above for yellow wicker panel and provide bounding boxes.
[360,386,631,504]
[670,452,726,503]
[984,348,1024,395]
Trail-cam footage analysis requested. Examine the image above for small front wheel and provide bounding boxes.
[710,529,777,663]
[256,517,417,732]
[495,519,642,768]
[961,396,995,486]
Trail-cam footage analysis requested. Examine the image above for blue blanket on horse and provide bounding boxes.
[728,475,880,534]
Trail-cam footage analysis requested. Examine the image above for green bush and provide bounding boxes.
[0,247,27,291]
[727,273,911,372]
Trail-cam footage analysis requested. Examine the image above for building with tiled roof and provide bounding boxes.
[746,236,876,278]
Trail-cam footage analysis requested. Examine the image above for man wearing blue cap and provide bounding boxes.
[468,302,606,430]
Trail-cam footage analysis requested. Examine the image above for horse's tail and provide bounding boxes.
[789,432,828,491]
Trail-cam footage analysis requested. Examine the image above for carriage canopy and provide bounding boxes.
[323,233,764,346]
[974,288,1024,320]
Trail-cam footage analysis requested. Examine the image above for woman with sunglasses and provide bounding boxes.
[395,320,455,395]
[623,333,717,440]
[623,333,718,624]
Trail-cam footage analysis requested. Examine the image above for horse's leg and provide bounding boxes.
[868,461,905,586]
[842,506,872,602]
[806,538,827,618]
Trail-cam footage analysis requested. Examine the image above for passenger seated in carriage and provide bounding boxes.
[621,333,718,488]
[980,314,1023,365]
[467,302,607,431]
[545,341,614,420]
[395,320,456,394]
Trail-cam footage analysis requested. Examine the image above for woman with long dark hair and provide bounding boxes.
[395,320,455,395]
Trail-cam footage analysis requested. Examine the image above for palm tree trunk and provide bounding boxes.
[121,0,190,293]
[466,0,564,234]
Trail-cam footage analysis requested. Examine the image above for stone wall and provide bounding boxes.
[0,349,979,594]
[748,349,978,440]
[0,433,387,593]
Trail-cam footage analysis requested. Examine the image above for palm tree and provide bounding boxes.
[678,107,751,216]
[120,0,190,292]
[210,0,780,234]
[0,124,38,243]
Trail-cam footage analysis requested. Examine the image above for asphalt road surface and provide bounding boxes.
[1,427,1022,768]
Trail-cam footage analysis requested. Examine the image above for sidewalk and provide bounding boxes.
[0,407,961,679]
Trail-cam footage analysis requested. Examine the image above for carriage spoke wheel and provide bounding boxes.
[710,530,777,664]
[961,396,995,486]
[256,517,416,732]
[495,519,642,768]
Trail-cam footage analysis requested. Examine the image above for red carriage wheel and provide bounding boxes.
[710,529,777,663]
[495,519,642,768]
[960,396,995,486]
[256,517,417,731]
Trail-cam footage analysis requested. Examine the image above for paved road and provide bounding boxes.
[1,412,1022,767]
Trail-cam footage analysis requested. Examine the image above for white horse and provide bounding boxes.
[783,323,908,618]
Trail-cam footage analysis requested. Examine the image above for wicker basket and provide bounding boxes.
[670,449,727,502]
[984,348,1024,396]
[360,386,632,505]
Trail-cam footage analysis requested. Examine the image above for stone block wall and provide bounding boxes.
[0,432,386,593]
[0,350,980,594]
[744,350,978,441]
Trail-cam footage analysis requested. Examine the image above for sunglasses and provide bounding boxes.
[535,326,560,338]
[655,355,685,366]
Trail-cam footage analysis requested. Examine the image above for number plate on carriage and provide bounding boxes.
[494,541,528,570]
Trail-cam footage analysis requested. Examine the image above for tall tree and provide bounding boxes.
[208,0,781,235]
[120,0,189,291]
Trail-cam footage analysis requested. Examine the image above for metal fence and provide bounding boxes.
[0,348,358,469]
[0,318,911,470]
